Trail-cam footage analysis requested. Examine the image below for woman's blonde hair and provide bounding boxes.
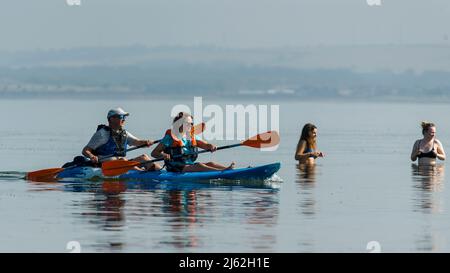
[421,121,436,135]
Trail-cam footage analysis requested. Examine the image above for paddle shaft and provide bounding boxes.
[97,122,203,160]
[98,140,160,161]
[160,143,242,162]
[210,143,242,152]
[127,143,243,166]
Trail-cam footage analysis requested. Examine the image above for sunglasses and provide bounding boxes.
[112,115,127,120]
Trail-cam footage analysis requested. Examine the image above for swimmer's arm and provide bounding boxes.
[295,140,311,161]
[436,140,446,161]
[411,140,420,161]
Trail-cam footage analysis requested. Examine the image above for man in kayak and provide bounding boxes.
[82,107,162,171]
[151,112,235,172]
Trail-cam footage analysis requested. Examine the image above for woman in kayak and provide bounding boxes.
[411,121,446,166]
[151,112,235,172]
[295,123,324,164]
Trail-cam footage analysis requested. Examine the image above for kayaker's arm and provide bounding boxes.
[83,130,109,164]
[127,132,154,147]
[82,146,99,163]
[197,140,217,152]
[133,139,154,147]
[151,142,171,160]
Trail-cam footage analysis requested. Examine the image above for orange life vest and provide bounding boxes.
[164,129,197,147]
[163,129,198,167]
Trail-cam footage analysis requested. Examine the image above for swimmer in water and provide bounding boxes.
[295,123,324,164]
[411,121,446,166]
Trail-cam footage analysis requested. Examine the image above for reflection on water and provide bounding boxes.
[294,163,318,252]
[414,227,447,253]
[159,190,206,249]
[70,181,128,252]
[296,164,317,217]
[26,178,280,252]
[242,191,279,251]
[411,164,445,214]
[411,164,446,252]
[297,164,317,184]
[83,182,127,231]
[0,171,26,180]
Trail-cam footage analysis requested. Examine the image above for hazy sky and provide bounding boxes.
[1,0,450,51]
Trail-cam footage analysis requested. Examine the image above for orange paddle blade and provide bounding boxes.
[101,160,141,177]
[193,122,206,135]
[26,168,64,181]
[242,131,280,148]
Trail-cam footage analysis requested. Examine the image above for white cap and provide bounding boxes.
[107,107,130,119]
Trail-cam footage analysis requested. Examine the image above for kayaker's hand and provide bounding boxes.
[142,140,154,147]
[90,156,99,164]
[162,153,171,161]
[208,144,217,152]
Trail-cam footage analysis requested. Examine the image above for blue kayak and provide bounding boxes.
[57,162,281,182]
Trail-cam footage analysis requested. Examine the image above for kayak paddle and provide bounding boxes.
[101,130,280,177]
[26,122,206,181]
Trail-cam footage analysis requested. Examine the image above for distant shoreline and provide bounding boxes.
[2,92,450,105]
[2,45,450,103]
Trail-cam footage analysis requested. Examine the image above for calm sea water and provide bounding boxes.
[1,98,450,252]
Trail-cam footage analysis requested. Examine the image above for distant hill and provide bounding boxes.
[2,45,450,72]
[1,45,450,100]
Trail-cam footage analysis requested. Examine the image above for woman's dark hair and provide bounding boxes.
[421,121,435,135]
[173,112,193,133]
[300,123,317,150]
[173,112,193,123]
